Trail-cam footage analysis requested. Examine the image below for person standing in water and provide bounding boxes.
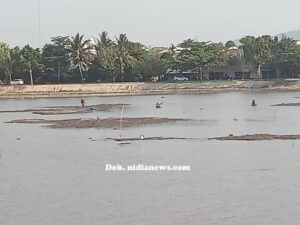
[155,102,162,108]
[81,98,86,108]
[252,99,257,107]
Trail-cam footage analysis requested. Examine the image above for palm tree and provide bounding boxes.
[98,31,114,48]
[66,33,95,82]
[168,44,177,56]
[96,32,117,81]
[115,34,135,81]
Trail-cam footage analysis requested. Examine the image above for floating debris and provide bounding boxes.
[233,113,238,121]
[119,142,131,146]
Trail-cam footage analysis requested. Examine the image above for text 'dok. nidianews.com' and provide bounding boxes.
[105,164,191,172]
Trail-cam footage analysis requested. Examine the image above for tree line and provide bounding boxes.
[1,32,300,84]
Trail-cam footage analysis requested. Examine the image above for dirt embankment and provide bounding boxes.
[8,117,183,129]
[1,80,300,98]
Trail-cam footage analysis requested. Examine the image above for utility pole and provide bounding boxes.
[45,56,64,83]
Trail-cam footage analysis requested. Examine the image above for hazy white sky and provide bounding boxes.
[0,0,299,47]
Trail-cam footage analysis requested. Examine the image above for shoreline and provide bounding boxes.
[1,80,300,99]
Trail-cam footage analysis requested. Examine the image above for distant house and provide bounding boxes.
[205,65,276,80]
[205,65,253,80]
[227,46,243,57]
[147,47,168,55]
[204,47,276,80]
[88,37,97,56]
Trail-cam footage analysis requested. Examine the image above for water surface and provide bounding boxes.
[1,91,300,225]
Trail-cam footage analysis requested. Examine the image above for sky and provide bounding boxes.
[0,0,300,47]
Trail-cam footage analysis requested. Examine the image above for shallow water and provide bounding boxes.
[1,91,300,225]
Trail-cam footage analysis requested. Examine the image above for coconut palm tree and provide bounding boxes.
[115,34,135,81]
[66,33,95,82]
[95,32,118,81]
[98,31,114,48]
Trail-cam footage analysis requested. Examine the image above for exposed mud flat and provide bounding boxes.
[7,117,183,129]
[271,103,300,107]
[0,104,128,115]
[211,133,300,141]
[107,137,196,142]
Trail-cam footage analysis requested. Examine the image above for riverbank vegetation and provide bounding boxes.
[1,33,300,84]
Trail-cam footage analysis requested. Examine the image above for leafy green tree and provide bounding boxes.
[160,44,178,72]
[66,33,95,82]
[270,37,300,78]
[240,35,273,78]
[125,41,149,81]
[20,45,44,85]
[42,36,70,83]
[177,40,226,81]
[0,42,11,83]
[239,36,257,65]
[9,47,22,79]
[0,44,22,84]
[255,35,273,77]
[136,53,168,81]
[225,40,236,48]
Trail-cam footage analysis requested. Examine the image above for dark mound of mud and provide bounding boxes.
[0,104,128,115]
[8,117,183,129]
[211,133,300,141]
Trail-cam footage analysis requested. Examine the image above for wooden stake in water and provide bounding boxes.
[120,105,125,128]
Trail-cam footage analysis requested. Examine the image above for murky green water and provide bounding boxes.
[1,91,300,225]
